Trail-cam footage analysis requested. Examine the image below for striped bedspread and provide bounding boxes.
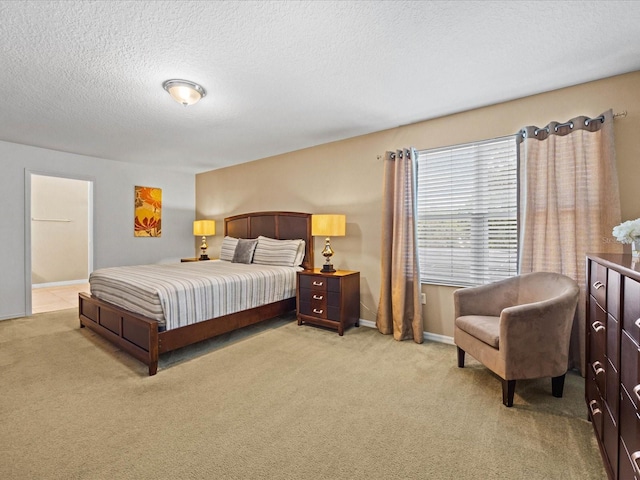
[89,260,301,331]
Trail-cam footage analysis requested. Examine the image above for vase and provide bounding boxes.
[633,237,640,258]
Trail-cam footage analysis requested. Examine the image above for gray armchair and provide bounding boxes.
[454,272,579,407]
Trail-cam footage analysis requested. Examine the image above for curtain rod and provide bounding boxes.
[531,110,627,137]
[379,111,629,157]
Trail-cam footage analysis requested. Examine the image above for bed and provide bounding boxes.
[78,211,313,375]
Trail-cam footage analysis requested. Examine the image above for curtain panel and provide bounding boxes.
[517,109,622,373]
[377,148,424,343]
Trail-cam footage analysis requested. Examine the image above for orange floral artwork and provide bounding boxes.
[134,186,162,237]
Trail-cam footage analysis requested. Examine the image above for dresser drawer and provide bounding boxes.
[589,298,607,369]
[586,371,604,440]
[591,358,606,398]
[619,439,640,480]
[624,276,640,344]
[608,269,621,319]
[606,358,620,419]
[621,330,640,408]
[620,387,640,479]
[603,403,619,479]
[608,314,620,370]
[590,260,607,309]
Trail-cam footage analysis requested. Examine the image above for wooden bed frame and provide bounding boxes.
[78,211,313,376]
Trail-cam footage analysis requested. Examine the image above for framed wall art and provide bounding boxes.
[134,186,162,237]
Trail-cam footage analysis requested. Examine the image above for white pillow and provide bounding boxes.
[294,240,306,266]
[253,236,303,267]
[220,236,239,262]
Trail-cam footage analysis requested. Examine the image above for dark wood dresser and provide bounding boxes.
[586,254,640,479]
[296,269,360,336]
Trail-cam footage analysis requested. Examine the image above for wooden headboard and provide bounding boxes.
[224,211,313,270]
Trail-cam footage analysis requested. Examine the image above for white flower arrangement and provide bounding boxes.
[612,218,640,244]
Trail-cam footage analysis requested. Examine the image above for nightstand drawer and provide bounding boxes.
[310,291,327,303]
[299,300,327,319]
[300,275,328,292]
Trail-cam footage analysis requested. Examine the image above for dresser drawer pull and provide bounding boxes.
[633,384,640,404]
[312,294,324,300]
[313,308,323,314]
[592,281,604,290]
[312,281,324,287]
[631,451,640,476]
[591,321,605,333]
[588,400,601,416]
[592,361,605,376]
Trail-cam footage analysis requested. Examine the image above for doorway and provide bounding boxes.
[26,172,93,315]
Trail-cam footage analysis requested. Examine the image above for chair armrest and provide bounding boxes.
[454,277,518,318]
[499,291,578,372]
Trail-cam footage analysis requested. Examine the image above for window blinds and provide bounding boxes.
[416,135,518,287]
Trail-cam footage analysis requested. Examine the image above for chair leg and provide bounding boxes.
[552,374,566,398]
[457,347,465,368]
[502,379,516,407]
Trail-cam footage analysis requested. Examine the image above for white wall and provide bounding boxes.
[0,140,196,320]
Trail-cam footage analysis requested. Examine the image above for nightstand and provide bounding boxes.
[296,269,360,336]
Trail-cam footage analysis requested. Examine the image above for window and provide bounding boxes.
[416,136,518,287]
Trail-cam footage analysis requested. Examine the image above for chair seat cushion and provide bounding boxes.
[456,315,500,349]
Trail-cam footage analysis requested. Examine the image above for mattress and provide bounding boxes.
[89,260,301,331]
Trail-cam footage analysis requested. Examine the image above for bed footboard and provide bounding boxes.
[79,292,159,375]
[79,293,296,376]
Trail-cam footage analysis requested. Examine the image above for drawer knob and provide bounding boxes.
[592,281,604,290]
[592,361,605,376]
[633,384,640,404]
[588,399,601,416]
[312,294,324,300]
[312,281,324,286]
[631,451,640,476]
[591,321,605,333]
[312,308,323,314]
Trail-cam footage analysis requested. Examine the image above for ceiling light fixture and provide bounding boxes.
[162,79,206,106]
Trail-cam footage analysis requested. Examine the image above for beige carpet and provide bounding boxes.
[0,309,606,480]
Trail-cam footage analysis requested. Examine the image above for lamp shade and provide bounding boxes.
[193,220,215,236]
[312,214,346,237]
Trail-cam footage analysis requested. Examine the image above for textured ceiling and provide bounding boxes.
[2,1,640,173]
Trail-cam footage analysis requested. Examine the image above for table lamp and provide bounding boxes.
[193,220,216,260]
[311,214,346,273]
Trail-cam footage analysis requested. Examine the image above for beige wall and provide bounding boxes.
[196,71,640,338]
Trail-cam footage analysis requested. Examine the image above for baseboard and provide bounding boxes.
[423,332,455,345]
[358,319,454,345]
[359,319,376,329]
[32,279,89,289]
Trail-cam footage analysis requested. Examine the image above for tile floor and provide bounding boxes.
[31,283,90,314]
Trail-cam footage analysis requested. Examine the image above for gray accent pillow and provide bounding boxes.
[232,238,258,264]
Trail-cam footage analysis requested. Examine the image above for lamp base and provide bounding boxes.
[199,254,209,261]
[320,263,336,273]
